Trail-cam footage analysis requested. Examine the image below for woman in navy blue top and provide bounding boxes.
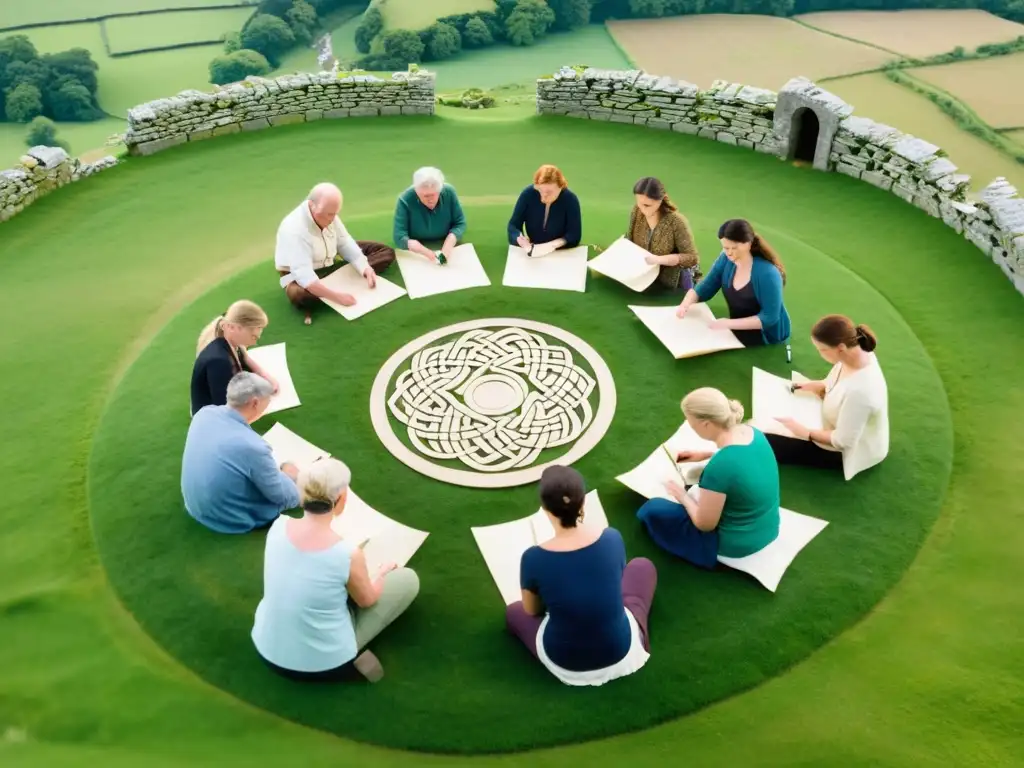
[506,164,582,257]
[505,466,657,686]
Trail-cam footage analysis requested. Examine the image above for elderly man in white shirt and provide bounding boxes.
[275,182,395,325]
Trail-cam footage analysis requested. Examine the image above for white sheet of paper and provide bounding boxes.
[245,342,300,416]
[616,422,718,500]
[395,243,490,299]
[261,423,330,471]
[587,236,659,292]
[317,263,407,320]
[717,508,828,592]
[751,367,824,439]
[472,490,607,605]
[502,244,589,293]
[330,488,429,573]
[630,303,744,359]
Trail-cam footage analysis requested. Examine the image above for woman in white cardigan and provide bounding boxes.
[767,314,889,480]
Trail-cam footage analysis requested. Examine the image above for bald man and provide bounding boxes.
[274,183,395,324]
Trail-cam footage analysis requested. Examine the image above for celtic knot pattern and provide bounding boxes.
[387,327,597,472]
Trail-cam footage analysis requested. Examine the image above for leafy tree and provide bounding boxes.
[41,49,100,95]
[0,35,37,75]
[355,6,385,54]
[48,78,101,121]
[5,83,44,123]
[240,13,296,67]
[504,0,556,46]
[3,59,50,93]
[286,0,319,45]
[223,31,242,53]
[208,49,272,85]
[628,0,666,15]
[463,17,494,47]
[425,22,462,60]
[257,0,294,16]
[381,29,425,68]
[25,115,67,149]
[548,0,592,29]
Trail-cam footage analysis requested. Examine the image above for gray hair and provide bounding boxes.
[226,372,275,408]
[412,166,445,191]
[298,458,352,513]
[307,182,341,206]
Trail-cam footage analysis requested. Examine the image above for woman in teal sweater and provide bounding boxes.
[393,166,467,264]
[675,219,790,346]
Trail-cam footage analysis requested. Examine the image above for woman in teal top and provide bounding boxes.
[675,219,791,347]
[636,387,780,568]
[251,458,420,682]
[393,166,467,264]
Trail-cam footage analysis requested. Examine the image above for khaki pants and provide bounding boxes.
[351,567,420,651]
[280,240,395,310]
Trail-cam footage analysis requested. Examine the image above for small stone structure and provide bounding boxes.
[124,70,437,157]
[537,67,1024,296]
[0,146,118,223]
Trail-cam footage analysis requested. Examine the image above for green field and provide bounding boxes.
[380,0,495,31]
[274,7,365,73]
[0,113,1021,765]
[0,0,256,30]
[104,7,255,53]
[0,117,124,165]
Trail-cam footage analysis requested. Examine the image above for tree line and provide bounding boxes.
[0,35,103,124]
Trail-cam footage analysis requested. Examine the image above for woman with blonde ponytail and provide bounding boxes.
[191,300,276,416]
[636,387,781,568]
[627,177,700,291]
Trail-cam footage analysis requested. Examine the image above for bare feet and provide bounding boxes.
[303,312,312,326]
[353,650,384,682]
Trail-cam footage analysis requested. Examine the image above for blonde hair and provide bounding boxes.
[196,300,268,356]
[682,387,745,429]
[533,164,567,188]
[298,458,351,514]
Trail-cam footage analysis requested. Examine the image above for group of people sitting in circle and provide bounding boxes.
[180,166,891,685]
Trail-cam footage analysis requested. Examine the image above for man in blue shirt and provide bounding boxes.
[182,372,301,534]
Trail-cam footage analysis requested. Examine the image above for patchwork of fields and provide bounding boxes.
[0,0,256,29]
[104,7,254,54]
[915,52,1024,128]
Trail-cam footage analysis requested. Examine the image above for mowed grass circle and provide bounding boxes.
[86,118,953,754]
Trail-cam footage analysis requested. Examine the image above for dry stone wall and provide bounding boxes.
[0,146,118,223]
[538,66,1024,296]
[124,70,436,157]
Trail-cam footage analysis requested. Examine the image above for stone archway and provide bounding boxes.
[773,77,852,171]
[793,107,820,163]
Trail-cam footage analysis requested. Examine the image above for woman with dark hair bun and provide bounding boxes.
[504,465,657,686]
[675,218,790,346]
[766,314,889,480]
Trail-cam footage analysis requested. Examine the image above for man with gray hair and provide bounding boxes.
[181,372,301,534]
[393,166,467,264]
[275,182,395,325]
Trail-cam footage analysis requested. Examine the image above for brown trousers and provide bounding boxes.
[279,240,395,310]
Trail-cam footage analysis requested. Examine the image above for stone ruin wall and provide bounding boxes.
[1,146,117,223]
[537,67,1024,297]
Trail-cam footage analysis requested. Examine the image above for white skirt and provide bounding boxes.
[535,607,650,686]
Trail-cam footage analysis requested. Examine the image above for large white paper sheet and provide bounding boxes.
[261,423,330,471]
[330,488,429,573]
[750,367,824,439]
[502,244,589,293]
[472,490,607,605]
[245,342,300,416]
[395,243,490,299]
[318,263,407,320]
[587,237,659,292]
[630,303,744,359]
[616,422,718,500]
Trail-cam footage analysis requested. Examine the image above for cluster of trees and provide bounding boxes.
[587,0,1022,22]
[210,0,362,85]
[0,36,103,124]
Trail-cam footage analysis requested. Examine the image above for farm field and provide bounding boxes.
[826,72,1024,191]
[795,9,1024,58]
[104,7,255,54]
[380,0,495,31]
[606,15,896,89]
[0,0,256,29]
[914,52,1024,128]
[0,116,124,165]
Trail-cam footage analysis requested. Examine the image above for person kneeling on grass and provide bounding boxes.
[637,387,780,569]
[675,219,790,347]
[764,314,889,481]
[507,164,582,257]
[252,458,420,683]
[505,465,656,686]
[628,176,700,291]
[181,372,300,535]
[393,166,467,263]
[274,182,395,326]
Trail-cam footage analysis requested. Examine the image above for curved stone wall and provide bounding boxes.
[538,67,1024,297]
[1,146,118,223]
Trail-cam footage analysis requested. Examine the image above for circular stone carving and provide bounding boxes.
[370,318,616,488]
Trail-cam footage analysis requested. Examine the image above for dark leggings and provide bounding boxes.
[504,557,657,659]
[765,433,844,471]
[259,654,361,683]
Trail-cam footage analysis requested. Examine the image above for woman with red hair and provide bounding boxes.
[507,164,582,257]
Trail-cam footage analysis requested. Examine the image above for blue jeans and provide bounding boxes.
[637,498,719,569]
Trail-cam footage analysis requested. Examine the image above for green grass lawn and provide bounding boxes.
[0,116,124,165]
[381,0,495,31]
[104,7,255,53]
[0,112,1021,764]
[0,0,256,29]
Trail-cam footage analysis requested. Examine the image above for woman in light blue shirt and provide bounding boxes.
[252,458,419,682]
